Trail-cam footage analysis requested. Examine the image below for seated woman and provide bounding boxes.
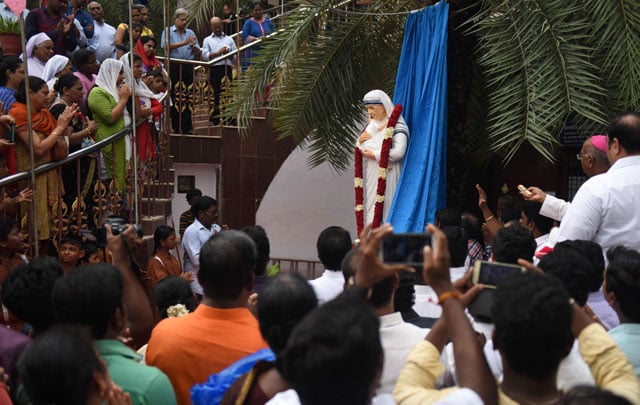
[19,325,131,404]
[87,59,132,192]
[50,74,98,226]
[23,33,54,79]
[9,76,76,255]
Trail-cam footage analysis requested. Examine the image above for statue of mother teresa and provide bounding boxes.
[355,89,409,226]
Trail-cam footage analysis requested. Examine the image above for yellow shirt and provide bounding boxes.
[393,323,640,405]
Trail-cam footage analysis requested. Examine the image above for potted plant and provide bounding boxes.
[0,15,21,56]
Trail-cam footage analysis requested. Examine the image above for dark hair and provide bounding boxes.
[53,73,80,95]
[554,240,604,292]
[15,76,46,104]
[0,216,16,241]
[521,201,554,235]
[369,276,395,308]
[191,196,217,217]
[340,246,359,284]
[538,250,592,307]
[258,273,317,357]
[605,246,640,323]
[281,292,382,405]
[71,48,95,68]
[316,226,352,270]
[186,188,202,203]
[492,226,536,264]
[52,263,123,339]
[500,208,521,224]
[153,225,175,252]
[493,272,573,380]
[0,56,22,87]
[608,112,640,154]
[18,326,106,405]
[393,271,416,313]
[461,212,483,248]
[139,35,156,46]
[131,22,144,32]
[442,226,469,267]
[496,194,517,211]
[2,257,63,333]
[153,276,197,319]
[564,386,632,405]
[59,233,84,249]
[82,240,102,262]
[241,225,270,276]
[199,230,256,301]
[435,208,461,227]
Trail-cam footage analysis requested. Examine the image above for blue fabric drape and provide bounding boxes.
[387,1,448,232]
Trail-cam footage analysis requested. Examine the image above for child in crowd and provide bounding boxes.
[82,240,104,264]
[0,216,27,331]
[58,235,85,274]
[147,225,192,290]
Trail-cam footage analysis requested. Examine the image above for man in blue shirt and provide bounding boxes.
[161,8,201,135]
[67,0,94,41]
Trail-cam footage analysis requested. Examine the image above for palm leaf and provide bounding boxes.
[467,0,608,164]
[227,0,407,170]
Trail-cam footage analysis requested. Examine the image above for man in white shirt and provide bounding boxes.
[202,16,237,125]
[309,226,352,305]
[520,201,554,262]
[182,196,221,298]
[87,2,115,62]
[556,112,640,254]
[521,135,610,221]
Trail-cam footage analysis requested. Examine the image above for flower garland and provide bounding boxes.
[354,104,403,235]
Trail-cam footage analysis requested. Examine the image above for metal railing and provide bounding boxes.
[4,91,173,256]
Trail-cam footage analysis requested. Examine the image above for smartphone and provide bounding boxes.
[380,233,431,266]
[472,260,524,288]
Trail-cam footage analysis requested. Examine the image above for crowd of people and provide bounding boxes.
[0,0,639,404]
[0,113,638,405]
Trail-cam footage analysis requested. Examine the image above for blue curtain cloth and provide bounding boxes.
[387,1,449,232]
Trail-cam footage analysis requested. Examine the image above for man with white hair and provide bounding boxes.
[356,89,409,225]
[87,1,115,62]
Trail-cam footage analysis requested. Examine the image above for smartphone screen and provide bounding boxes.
[381,233,430,266]
[473,261,524,288]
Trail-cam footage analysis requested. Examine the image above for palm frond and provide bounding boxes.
[581,0,640,113]
[467,0,608,164]
[227,1,407,171]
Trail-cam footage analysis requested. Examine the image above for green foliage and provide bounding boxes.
[0,15,20,34]
[228,1,405,170]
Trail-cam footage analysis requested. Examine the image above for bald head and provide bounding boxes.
[608,112,640,163]
[87,1,103,22]
[210,16,223,35]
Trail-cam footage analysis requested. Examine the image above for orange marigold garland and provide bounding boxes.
[355,104,403,235]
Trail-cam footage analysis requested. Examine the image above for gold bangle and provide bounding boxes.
[437,290,461,305]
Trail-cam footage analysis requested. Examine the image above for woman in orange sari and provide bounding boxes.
[9,76,77,254]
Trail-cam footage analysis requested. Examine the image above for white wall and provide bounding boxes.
[171,163,219,232]
[256,148,357,261]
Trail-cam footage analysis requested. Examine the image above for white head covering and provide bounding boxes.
[119,53,157,100]
[95,58,124,101]
[23,33,53,79]
[363,89,394,117]
[24,33,52,59]
[42,55,69,83]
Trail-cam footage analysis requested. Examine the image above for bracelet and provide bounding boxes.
[437,290,461,305]
[485,215,494,222]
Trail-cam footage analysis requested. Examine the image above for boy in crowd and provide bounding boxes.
[58,234,85,273]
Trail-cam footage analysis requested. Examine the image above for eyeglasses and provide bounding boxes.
[576,153,592,161]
